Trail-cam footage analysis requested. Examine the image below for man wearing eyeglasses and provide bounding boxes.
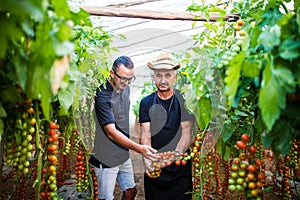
[90,56,158,200]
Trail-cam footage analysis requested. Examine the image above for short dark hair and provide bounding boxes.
[112,56,134,70]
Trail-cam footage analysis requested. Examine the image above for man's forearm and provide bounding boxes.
[176,121,193,152]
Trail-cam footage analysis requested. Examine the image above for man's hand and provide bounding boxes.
[143,157,160,178]
[139,144,159,161]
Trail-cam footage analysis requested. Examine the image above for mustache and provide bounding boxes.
[158,83,169,86]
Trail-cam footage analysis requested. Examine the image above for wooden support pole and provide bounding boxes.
[80,6,240,22]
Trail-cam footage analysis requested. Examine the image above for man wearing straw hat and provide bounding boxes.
[139,51,195,200]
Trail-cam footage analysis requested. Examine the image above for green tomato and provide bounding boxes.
[236,177,244,185]
[24,160,30,167]
[231,45,240,52]
[21,148,28,155]
[18,164,23,170]
[27,144,33,151]
[238,170,246,178]
[26,134,33,142]
[222,60,229,66]
[231,172,238,179]
[22,122,27,129]
[229,178,236,185]
[236,39,243,46]
[230,52,238,57]
[23,167,29,174]
[222,54,228,60]
[22,140,28,147]
[26,152,32,158]
[22,130,28,137]
[229,185,236,191]
[6,142,13,148]
[236,184,244,191]
[28,127,35,134]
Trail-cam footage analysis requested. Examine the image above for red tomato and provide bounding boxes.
[255,159,262,166]
[236,141,247,149]
[49,122,57,129]
[241,133,250,143]
[249,145,257,153]
[248,164,257,173]
[175,160,181,166]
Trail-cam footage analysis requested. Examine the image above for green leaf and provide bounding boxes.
[197,96,211,130]
[225,52,245,106]
[70,8,92,26]
[262,119,294,157]
[279,39,300,60]
[259,59,295,130]
[52,39,74,56]
[41,93,51,121]
[58,88,74,111]
[254,112,266,136]
[0,104,7,117]
[260,7,283,27]
[223,145,232,161]
[261,133,272,150]
[13,56,28,90]
[0,0,44,22]
[234,110,248,117]
[15,131,22,146]
[273,65,296,93]
[221,122,235,142]
[222,130,234,143]
[0,119,3,142]
[216,137,231,160]
[257,25,281,51]
[27,59,52,120]
[259,76,282,130]
[1,86,22,103]
[51,0,71,18]
[21,19,35,36]
[242,59,261,78]
[297,9,300,34]
[0,17,22,58]
[56,23,73,42]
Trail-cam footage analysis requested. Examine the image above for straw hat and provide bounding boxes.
[147,51,181,70]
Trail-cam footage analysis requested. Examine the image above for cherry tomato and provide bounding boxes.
[241,133,250,143]
[181,160,187,166]
[49,122,57,129]
[248,182,256,189]
[249,145,257,153]
[237,19,245,26]
[247,165,257,173]
[236,141,247,149]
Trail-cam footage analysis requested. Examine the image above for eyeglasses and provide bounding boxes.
[113,69,136,83]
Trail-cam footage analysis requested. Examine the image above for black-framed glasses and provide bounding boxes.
[113,69,136,83]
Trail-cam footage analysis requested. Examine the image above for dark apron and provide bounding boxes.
[144,92,192,200]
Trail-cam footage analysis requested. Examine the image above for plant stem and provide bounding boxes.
[34,103,42,200]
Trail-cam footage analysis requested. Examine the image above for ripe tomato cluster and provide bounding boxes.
[149,151,189,177]
[190,132,202,191]
[40,122,60,199]
[75,150,89,192]
[229,134,266,199]
[90,167,99,200]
